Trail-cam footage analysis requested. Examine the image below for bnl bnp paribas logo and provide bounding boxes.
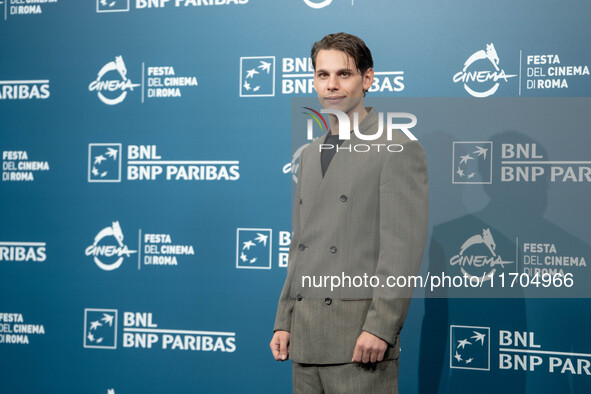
[97,0,248,13]
[450,325,490,371]
[88,143,240,182]
[240,56,404,97]
[453,43,516,97]
[84,309,237,352]
[235,228,292,269]
[452,141,493,184]
[97,0,129,12]
[96,0,129,12]
[451,326,591,376]
[453,141,590,184]
[88,143,122,182]
[84,309,118,349]
[236,228,272,269]
[85,221,137,271]
[0,79,50,100]
[239,57,275,97]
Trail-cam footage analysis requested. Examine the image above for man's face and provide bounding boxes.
[313,49,374,116]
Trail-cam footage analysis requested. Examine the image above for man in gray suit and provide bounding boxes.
[270,33,429,393]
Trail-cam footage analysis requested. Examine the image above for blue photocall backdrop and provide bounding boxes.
[0,0,590,393]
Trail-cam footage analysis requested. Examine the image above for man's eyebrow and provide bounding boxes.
[315,68,356,74]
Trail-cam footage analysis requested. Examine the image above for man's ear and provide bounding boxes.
[362,68,374,92]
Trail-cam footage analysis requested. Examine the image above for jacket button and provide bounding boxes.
[296,294,303,301]
[299,198,302,205]
[325,297,332,305]
[340,195,347,202]
[298,244,305,251]
[329,246,337,253]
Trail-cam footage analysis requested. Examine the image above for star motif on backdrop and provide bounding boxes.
[91,147,118,178]
[241,233,269,264]
[453,331,486,365]
[456,147,488,179]
[243,60,272,93]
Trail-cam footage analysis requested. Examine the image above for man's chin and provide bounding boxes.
[318,96,364,111]
[320,104,347,112]
[318,97,351,112]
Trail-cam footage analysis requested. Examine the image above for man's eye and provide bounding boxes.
[339,72,351,77]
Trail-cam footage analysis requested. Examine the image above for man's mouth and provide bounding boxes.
[324,96,345,103]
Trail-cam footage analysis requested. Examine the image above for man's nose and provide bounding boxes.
[327,74,339,90]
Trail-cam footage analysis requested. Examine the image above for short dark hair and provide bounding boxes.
[311,33,374,76]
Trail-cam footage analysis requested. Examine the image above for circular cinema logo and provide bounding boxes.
[303,0,332,9]
[89,56,140,105]
[85,221,137,271]
[453,43,516,97]
[449,228,514,282]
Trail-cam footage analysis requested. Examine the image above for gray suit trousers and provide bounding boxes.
[293,360,399,394]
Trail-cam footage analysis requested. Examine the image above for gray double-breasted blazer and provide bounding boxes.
[274,107,429,364]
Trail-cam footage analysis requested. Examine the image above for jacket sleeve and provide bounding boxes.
[362,140,429,345]
[273,150,304,332]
